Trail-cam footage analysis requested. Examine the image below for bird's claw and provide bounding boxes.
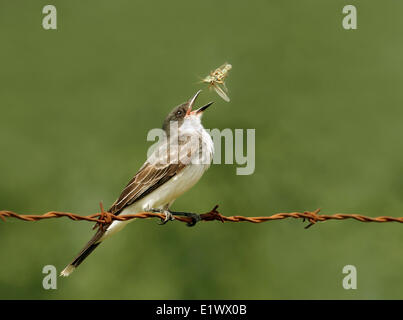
[151,208,201,227]
[169,211,201,227]
[184,213,201,227]
[158,210,175,225]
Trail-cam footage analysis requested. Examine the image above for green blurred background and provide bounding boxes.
[1,0,403,299]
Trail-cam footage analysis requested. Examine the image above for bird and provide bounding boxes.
[60,90,214,277]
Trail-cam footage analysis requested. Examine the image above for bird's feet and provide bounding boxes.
[171,211,201,227]
[150,208,201,227]
[151,208,175,225]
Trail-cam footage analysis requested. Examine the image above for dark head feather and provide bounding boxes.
[162,102,189,133]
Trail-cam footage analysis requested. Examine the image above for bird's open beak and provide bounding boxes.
[195,101,214,115]
[186,90,213,117]
[186,90,202,116]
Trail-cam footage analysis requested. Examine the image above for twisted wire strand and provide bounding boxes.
[1,204,403,229]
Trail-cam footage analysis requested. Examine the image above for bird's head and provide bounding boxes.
[162,90,213,133]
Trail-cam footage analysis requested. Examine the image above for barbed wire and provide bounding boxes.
[1,203,403,229]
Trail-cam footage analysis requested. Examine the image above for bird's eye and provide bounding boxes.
[176,110,182,116]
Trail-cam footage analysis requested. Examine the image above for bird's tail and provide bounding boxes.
[60,228,104,277]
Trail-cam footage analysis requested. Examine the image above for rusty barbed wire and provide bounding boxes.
[1,204,403,229]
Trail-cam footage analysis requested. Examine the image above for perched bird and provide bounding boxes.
[60,91,214,276]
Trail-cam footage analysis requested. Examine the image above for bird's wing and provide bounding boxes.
[108,133,198,215]
[108,162,185,214]
[61,132,201,273]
